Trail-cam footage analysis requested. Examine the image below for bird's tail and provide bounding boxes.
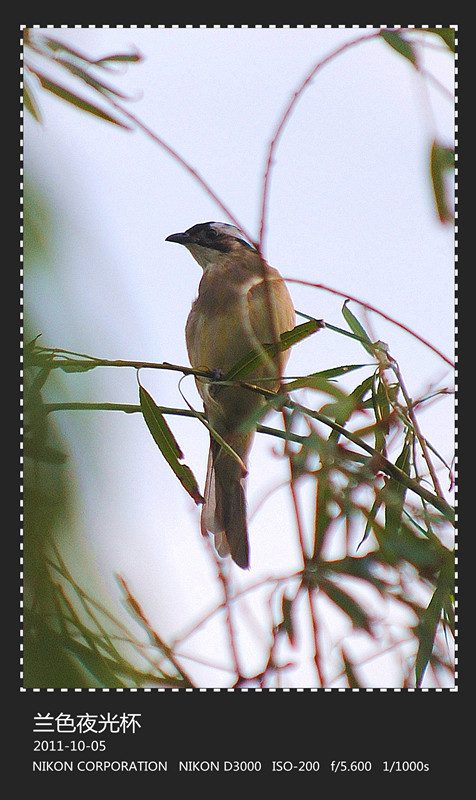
[201,434,252,569]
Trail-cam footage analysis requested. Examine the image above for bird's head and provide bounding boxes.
[166,221,255,269]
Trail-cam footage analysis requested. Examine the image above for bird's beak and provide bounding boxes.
[165,231,192,245]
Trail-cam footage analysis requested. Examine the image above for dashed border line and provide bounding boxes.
[19,23,458,693]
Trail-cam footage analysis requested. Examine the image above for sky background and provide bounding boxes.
[23,26,455,687]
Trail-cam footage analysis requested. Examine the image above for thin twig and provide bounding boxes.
[104,95,254,245]
[285,278,455,368]
[203,536,243,683]
[259,29,383,249]
[390,357,444,498]
[117,575,195,687]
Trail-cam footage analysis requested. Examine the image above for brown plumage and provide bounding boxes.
[166,222,295,568]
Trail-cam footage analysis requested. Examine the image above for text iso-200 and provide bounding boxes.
[272,761,320,772]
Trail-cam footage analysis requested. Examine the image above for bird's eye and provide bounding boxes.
[206,228,218,239]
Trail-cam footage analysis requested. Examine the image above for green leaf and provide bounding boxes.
[53,57,136,100]
[372,515,444,573]
[342,650,362,688]
[329,555,386,592]
[414,586,444,687]
[43,36,142,66]
[313,466,335,558]
[325,374,374,424]
[358,492,384,549]
[285,374,348,396]
[278,595,296,646]
[426,28,455,53]
[285,364,366,392]
[318,577,372,632]
[23,79,41,122]
[224,319,323,382]
[139,385,204,504]
[94,53,143,66]
[29,69,132,129]
[383,438,411,537]
[430,140,455,224]
[414,550,454,686]
[43,36,101,63]
[58,360,98,373]
[341,301,375,356]
[380,30,417,66]
[370,374,393,453]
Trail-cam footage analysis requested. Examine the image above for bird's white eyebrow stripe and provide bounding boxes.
[210,222,255,248]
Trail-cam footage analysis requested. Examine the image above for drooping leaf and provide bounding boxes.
[43,35,103,63]
[380,30,418,66]
[372,514,444,573]
[414,586,445,687]
[139,384,204,504]
[383,438,411,537]
[324,374,375,431]
[426,28,455,53]
[341,301,375,357]
[285,364,366,393]
[278,595,296,646]
[23,79,41,121]
[313,466,335,558]
[224,319,323,382]
[318,577,372,632]
[43,36,142,67]
[370,374,393,453]
[52,57,136,100]
[342,649,362,688]
[328,555,387,593]
[29,69,132,129]
[414,550,454,686]
[358,491,384,549]
[430,140,455,224]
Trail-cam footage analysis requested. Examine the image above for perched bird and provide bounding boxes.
[166,221,295,568]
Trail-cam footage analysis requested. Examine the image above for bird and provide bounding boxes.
[166,221,295,568]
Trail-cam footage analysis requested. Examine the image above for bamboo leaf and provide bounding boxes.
[58,359,98,373]
[29,69,132,129]
[313,467,334,558]
[358,491,384,549]
[285,364,366,393]
[426,28,455,52]
[328,555,387,592]
[224,319,323,381]
[383,438,411,537]
[370,374,393,453]
[341,301,375,356]
[414,585,444,687]
[43,35,103,63]
[139,385,204,504]
[319,577,372,632]
[380,30,417,66]
[23,79,41,121]
[277,595,296,646]
[43,36,142,66]
[415,549,454,685]
[94,53,143,66]
[53,57,137,100]
[324,374,374,427]
[342,650,362,688]
[372,515,444,573]
[430,140,455,224]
